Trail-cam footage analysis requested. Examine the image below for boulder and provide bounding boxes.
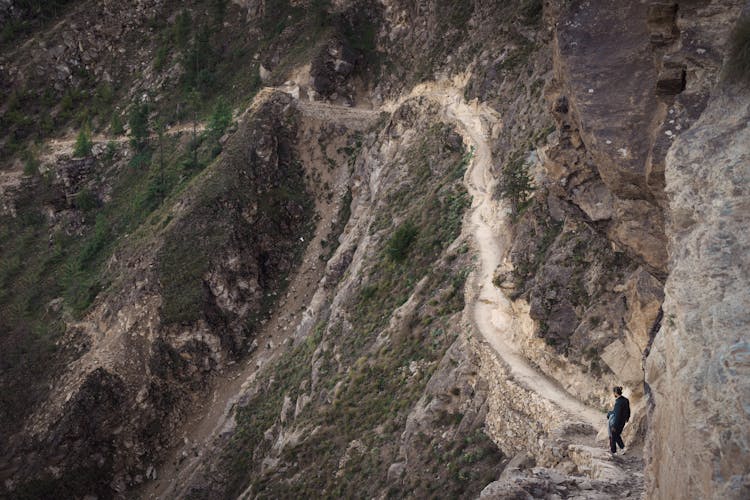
[571,180,614,221]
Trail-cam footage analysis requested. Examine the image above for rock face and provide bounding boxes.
[645,82,750,499]
[555,0,660,201]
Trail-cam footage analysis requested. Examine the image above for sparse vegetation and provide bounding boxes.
[206,98,232,156]
[0,0,76,44]
[110,112,124,135]
[0,2,524,497]
[214,117,488,498]
[23,151,40,177]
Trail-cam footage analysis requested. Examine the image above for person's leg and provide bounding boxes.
[609,430,617,454]
[615,429,625,450]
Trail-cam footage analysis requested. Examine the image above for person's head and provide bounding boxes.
[613,386,623,397]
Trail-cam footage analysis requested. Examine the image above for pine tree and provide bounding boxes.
[110,112,124,135]
[73,127,93,157]
[128,103,150,151]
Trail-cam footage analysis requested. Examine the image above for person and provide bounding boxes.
[606,386,630,455]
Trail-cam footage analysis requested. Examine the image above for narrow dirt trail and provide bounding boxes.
[45,122,207,153]
[459,111,603,430]
[393,80,605,430]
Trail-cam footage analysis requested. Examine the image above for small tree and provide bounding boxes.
[23,150,40,176]
[187,89,200,169]
[208,98,231,139]
[155,118,167,205]
[128,103,150,151]
[73,127,93,157]
[499,151,534,215]
[174,9,192,50]
[211,0,228,25]
[110,112,124,135]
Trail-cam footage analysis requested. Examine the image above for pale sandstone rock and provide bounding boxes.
[600,339,642,387]
[259,64,272,83]
[608,199,668,273]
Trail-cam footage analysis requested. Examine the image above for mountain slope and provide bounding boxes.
[1,1,748,499]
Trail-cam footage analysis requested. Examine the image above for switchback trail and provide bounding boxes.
[392,79,605,430]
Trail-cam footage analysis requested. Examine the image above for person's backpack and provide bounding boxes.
[624,399,630,422]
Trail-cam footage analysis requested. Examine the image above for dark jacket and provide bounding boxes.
[609,395,630,431]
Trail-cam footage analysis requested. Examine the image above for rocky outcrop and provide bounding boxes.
[645,78,750,500]
[1,0,165,91]
[550,0,669,274]
[310,35,359,102]
[155,95,504,499]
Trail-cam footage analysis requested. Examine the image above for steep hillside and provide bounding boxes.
[1,1,748,499]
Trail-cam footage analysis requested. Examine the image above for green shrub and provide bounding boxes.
[78,214,110,267]
[104,141,118,161]
[181,24,218,94]
[208,98,232,139]
[73,188,99,212]
[129,150,152,169]
[73,128,93,157]
[93,82,114,113]
[387,221,419,262]
[726,15,750,83]
[154,37,171,72]
[207,98,232,156]
[174,9,193,50]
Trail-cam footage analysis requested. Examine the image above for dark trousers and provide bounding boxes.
[610,427,625,453]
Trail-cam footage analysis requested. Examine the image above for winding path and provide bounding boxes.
[387,80,603,429]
